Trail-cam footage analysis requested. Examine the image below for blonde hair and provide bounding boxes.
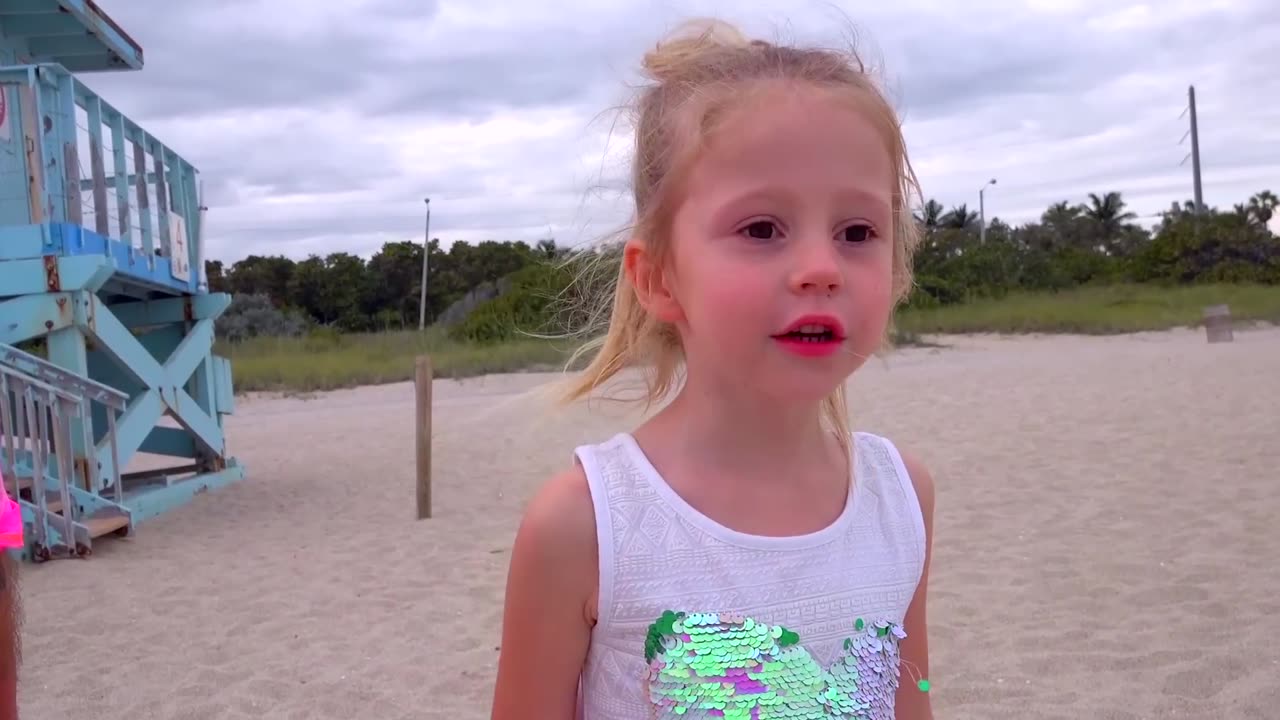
[558,18,923,440]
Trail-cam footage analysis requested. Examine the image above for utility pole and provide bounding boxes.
[418,197,431,330]
[1188,86,1204,214]
[978,178,997,244]
[1180,86,1205,214]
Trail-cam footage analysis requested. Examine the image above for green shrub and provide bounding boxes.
[450,261,579,343]
[215,293,309,342]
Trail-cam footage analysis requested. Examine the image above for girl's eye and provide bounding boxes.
[842,225,875,243]
[742,221,778,240]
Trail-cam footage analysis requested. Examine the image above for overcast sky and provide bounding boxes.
[80,0,1280,264]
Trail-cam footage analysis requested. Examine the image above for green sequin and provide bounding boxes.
[645,612,917,719]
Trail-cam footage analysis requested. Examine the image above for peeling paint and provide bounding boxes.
[43,254,60,291]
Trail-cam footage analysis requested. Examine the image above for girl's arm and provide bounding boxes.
[895,450,935,720]
[491,467,598,720]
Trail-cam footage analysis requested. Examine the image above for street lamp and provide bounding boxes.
[418,197,431,330]
[978,178,997,244]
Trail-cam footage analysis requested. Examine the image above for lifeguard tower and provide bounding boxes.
[0,0,243,562]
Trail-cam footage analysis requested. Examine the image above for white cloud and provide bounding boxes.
[72,0,1280,262]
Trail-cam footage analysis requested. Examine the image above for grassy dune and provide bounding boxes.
[895,283,1280,336]
[222,283,1280,393]
[219,327,581,393]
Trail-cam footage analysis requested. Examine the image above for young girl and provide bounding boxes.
[492,19,935,720]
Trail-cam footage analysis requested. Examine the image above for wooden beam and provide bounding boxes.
[86,95,109,236]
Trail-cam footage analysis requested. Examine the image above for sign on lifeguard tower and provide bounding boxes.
[169,211,190,281]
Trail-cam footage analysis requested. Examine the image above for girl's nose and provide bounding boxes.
[788,239,842,296]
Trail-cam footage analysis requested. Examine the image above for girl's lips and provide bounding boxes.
[773,333,844,357]
[772,314,846,339]
[771,314,846,358]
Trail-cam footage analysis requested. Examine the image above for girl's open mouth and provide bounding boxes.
[772,316,845,357]
[777,324,838,343]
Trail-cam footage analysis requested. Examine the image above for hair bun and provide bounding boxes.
[641,19,753,82]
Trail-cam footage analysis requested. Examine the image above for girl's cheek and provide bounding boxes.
[686,263,762,305]
[848,259,893,298]
[848,269,895,330]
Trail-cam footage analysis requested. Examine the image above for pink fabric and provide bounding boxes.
[0,470,22,550]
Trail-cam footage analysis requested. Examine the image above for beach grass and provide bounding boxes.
[895,283,1280,336]
[219,326,581,393]
[221,283,1280,393]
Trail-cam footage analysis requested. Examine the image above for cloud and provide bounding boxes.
[69,0,1280,262]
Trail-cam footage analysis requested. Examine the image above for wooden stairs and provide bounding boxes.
[5,475,130,554]
[0,342,133,562]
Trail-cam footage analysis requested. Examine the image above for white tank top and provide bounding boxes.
[573,431,927,720]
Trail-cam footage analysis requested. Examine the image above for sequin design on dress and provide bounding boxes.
[644,610,916,719]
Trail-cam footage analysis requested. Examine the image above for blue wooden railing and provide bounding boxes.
[0,340,130,561]
[0,61,206,293]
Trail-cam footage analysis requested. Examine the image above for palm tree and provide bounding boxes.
[1084,191,1137,238]
[1157,199,1200,233]
[941,204,978,230]
[1042,201,1081,228]
[1247,190,1277,226]
[915,199,945,232]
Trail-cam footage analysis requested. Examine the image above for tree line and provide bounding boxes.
[212,189,1279,342]
[209,237,564,340]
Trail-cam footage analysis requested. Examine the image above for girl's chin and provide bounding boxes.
[758,378,851,407]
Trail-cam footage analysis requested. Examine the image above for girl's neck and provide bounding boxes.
[645,378,844,487]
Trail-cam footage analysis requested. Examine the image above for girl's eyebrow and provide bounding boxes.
[710,185,892,220]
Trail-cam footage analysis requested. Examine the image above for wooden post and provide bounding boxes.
[415,355,433,519]
[1202,304,1233,344]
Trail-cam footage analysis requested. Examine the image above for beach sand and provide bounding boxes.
[16,327,1280,719]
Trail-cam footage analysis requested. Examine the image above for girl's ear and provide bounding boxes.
[623,238,685,324]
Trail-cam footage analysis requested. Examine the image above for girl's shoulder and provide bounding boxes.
[896,443,935,533]
[493,465,600,718]
[513,463,599,579]
[855,431,935,543]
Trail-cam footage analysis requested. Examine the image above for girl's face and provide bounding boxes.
[651,84,898,406]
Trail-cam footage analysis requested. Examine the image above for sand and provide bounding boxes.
[16,326,1280,719]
